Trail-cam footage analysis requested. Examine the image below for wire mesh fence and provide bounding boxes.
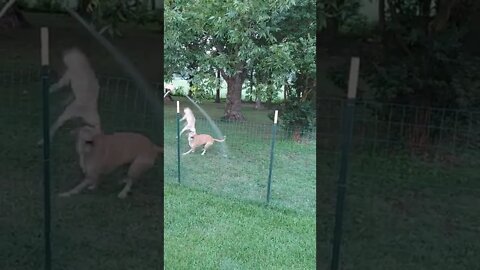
[1,65,317,268]
[319,97,480,270]
[163,101,316,214]
[0,67,163,269]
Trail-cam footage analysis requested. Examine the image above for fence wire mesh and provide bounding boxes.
[164,99,316,214]
[0,68,163,269]
[319,97,480,270]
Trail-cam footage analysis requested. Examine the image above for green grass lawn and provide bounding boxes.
[163,96,316,269]
[164,184,315,269]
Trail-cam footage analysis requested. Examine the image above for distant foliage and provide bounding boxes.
[326,0,480,151]
[84,0,154,37]
[269,97,316,140]
[365,0,480,110]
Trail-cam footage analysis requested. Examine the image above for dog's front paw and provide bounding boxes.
[117,192,128,199]
[58,192,71,197]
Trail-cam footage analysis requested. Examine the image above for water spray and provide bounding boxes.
[164,90,172,98]
[0,0,16,20]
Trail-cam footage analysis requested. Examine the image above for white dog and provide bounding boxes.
[37,47,101,145]
[179,107,196,136]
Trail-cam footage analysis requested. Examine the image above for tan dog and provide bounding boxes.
[179,107,196,136]
[183,131,225,156]
[59,126,163,199]
[37,47,101,145]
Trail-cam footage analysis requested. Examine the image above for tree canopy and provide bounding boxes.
[165,0,315,121]
[325,0,480,148]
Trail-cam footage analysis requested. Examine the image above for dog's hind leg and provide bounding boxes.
[117,178,133,199]
[201,142,214,155]
[75,139,86,173]
[38,103,78,145]
[118,157,154,199]
[49,105,77,138]
[178,126,188,137]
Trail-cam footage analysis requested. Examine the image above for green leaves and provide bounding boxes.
[269,98,316,133]
[83,0,154,37]
[164,0,315,87]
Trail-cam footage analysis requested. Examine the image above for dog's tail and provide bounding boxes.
[213,135,226,142]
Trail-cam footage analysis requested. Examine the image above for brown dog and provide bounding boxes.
[59,126,163,199]
[183,131,225,156]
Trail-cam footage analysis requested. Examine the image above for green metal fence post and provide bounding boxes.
[176,101,181,184]
[331,57,360,270]
[40,27,52,270]
[266,110,279,204]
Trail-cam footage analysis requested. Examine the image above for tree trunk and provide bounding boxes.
[323,0,344,40]
[215,69,221,103]
[215,88,221,103]
[428,0,458,34]
[266,84,273,106]
[77,0,89,13]
[379,0,385,33]
[187,80,193,97]
[254,85,263,109]
[311,78,316,103]
[0,3,30,29]
[255,97,262,109]
[221,69,247,121]
[324,17,339,38]
[76,0,94,21]
[249,68,254,102]
[293,127,302,143]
